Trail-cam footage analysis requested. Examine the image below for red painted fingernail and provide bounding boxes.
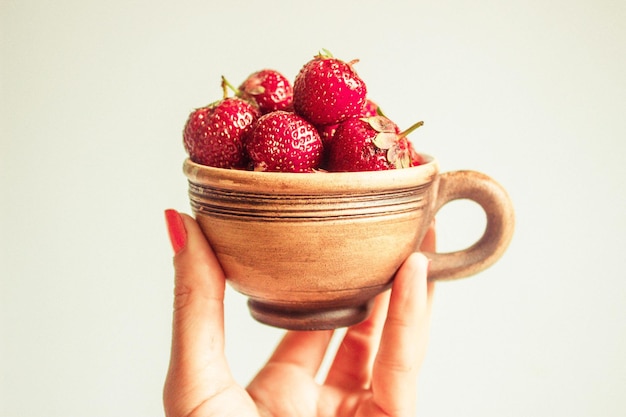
[165,209,187,254]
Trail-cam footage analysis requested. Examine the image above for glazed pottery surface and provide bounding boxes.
[184,154,514,330]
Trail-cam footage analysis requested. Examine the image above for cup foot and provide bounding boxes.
[248,299,375,330]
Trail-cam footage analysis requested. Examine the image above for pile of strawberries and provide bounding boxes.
[183,50,424,173]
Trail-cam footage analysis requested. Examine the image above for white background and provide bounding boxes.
[2,0,625,416]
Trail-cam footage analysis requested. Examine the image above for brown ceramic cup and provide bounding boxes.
[183,154,514,330]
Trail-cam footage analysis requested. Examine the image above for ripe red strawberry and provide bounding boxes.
[183,97,260,168]
[361,98,380,118]
[237,69,293,114]
[317,98,382,146]
[293,50,367,126]
[317,123,339,146]
[246,110,324,172]
[326,115,424,172]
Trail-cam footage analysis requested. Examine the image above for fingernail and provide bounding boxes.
[165,209,187,254]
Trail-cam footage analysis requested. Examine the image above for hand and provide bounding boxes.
[163,209,435,417]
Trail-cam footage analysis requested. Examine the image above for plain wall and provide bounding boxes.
[2,0,625,416]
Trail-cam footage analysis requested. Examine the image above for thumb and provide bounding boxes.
[163,210,233,412]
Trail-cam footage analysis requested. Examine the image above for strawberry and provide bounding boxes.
[326,115,424,172]
[317,123,339,146]
[246,110,324,172]
[237,69,294,114]
[183,97,260,169]
[317,98,382,146]
[361,98,381,118]
[293,50,367,126]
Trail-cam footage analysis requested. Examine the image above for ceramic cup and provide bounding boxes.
[183,154,514,330]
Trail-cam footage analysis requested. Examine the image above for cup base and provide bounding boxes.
[247,299,375,330]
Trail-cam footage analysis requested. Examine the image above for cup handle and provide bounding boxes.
[423,170,515,281]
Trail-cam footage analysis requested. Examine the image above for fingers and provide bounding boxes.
[168,211,228,368]
[371,252,434,417]
[163,210,233,414]
[324,290,390,389]
[258,329,333,377]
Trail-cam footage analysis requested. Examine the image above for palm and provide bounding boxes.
[188,365,354,417]
[250,359,329,416]
[248,361,377,417]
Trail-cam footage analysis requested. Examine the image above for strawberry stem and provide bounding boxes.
[399,121,424,138]
[318,48,333,58]
[221,76,239,98]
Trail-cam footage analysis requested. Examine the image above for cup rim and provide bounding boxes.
[183,154,439,194]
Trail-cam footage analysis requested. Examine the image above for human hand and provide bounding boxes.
[163,209,435,417]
